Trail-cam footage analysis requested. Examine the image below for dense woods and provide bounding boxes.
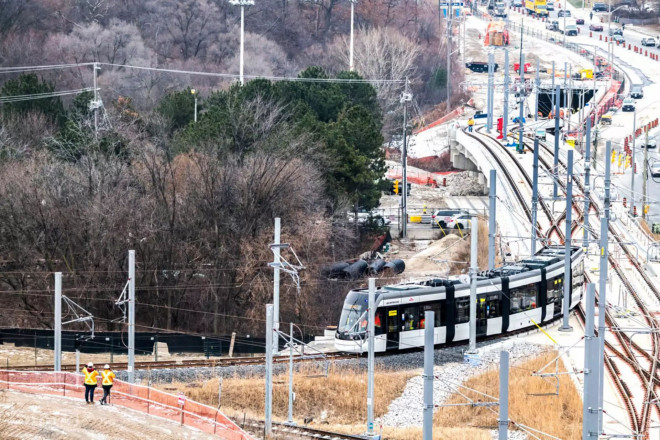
[0,0,462,336]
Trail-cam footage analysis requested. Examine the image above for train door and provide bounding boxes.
[477,295,488,337]
[386,307,400,350]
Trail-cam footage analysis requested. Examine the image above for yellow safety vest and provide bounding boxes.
[83,368,98,386]
[101,370,115,386]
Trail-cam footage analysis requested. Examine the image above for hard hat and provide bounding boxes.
[104,364,110,369]
[87,362,94,367]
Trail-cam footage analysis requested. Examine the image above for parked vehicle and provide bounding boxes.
[622,98,635,112]
[575,16,585,24]
[557,9,571,16]
[513,0,524,5]
[642,37,657,47]
[431,210,468,229]
[446,213,473,230]
[631,85,644,99]
[546,0,555,9]
[495,5,508,17]
[651,162,660,178]
[643,139,657,149]
[601,114,612,125]
[348,208,390,226]
[593,2,608,10]
[558,18,578,36]
[589,23,604,31]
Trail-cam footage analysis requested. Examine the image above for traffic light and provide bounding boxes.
[393,179,399,195]
[611,150,616,164]
[645,205,650,215]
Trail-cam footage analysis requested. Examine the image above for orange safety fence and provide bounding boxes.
[0,370,253,440]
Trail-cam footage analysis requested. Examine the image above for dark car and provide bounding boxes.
[612,34,625,44]
[589,23,604,31]
[558,9,571,16]
[466,61,499,73]
[432,209,468,229]
[546,22,558,30]
[643,139,657,149]
[576,17,585,24]
[631,86,644,99]
[609,28,623,36]
[593,2,608,10]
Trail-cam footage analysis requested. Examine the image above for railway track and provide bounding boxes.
[243,420,369,440]
[0,352,358,372]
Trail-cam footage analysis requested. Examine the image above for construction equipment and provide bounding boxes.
[525,0,548,16]
[484,21,510,46]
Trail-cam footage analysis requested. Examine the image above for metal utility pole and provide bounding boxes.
[498,351,510,440]
[631,108,637,216]
[488,170,497,270]
[367,278,376,437]
[349,0,357,71]
[273,218,281,354]
[535,58,540,121]
[54,272,62,372]
[230,0,255,85]
[559,150,573,333]
[468,217,478,353]
[563,62,568,136]
[553,84,561,200]
[567,65,572,133]
[582,283,598,440]
[644,128,649,219]
[583,118,592,249]
[531,138,540,255]
[401,82,412,239]
[423,309,435,440]
[597,141,612,435]
[92,63,99,139]
[265,304,273,437]
[191,89,198,122]
[503,50,510,139]
[518,53,525,152]
[288,322,294,425]
[487,52,495,133]
[128,249,136,383]
[447,1,452,108]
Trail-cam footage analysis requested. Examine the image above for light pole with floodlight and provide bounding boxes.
[191,88,198,122]
[349,0,357,71]
[229,0,255,85]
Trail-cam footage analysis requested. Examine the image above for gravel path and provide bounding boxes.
[376,341,549,439]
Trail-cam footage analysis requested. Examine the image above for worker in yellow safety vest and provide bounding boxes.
[467,117,475,132]
[82,362,99,404]
[100,364,116,406]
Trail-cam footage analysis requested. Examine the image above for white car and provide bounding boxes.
[651,162,660,178]
[642,37,657,47]
[535,128,547,140]
[446,213,472,230]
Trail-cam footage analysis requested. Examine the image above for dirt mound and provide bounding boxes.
[405,234,469,276]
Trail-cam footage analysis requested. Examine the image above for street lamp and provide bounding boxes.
[191,88,197,122]
[349,0,357,71]
[229,0,255,85]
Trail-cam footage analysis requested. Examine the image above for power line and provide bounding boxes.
[0,87,94,104]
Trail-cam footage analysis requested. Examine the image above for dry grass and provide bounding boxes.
[640,219,660,241]
[159,365,414,425]
[320,424,491,440]
[434,351,582,439]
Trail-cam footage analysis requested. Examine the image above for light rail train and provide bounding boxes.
[335,246,584,353]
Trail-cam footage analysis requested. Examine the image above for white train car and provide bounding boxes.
[335,246,584,353]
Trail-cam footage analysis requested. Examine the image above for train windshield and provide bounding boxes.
[337,291,369,334]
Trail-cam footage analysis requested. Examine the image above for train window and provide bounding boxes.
[510,284,538,314]
[421,303,444,327]
[456,298,470,324]
[486,294,500,318]
[572,261,585,291]
[547,276,563,303]
[374,309,384,335]
[402,305,419,330]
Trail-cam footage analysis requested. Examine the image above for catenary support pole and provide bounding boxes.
[597,141,612,434]
[265,304,273,437]
[468,217,478,353]
[644,127,649,219]
[518,53,525,152]
[631,108,637,216]
[503,50,510,139]
[487,52,495,133]
[239,4,245,85]
[288,322,294,425]
[128,249,135,383]
[582,283,598,440]
[535,58,540,121]
[54,272,62,372]
[559,150,574,332]
[583,118,592,249]
[553,84,561,200]
[489,170,496,270]
[367,278,376,437]
[349,0,355,71]
[447,2,452,108]
[531,138,540,255]
[423,309,435,440]
[402,80,411,239]
[273,218,281,354]
[498,351,509,440]
[93,63,99,139]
